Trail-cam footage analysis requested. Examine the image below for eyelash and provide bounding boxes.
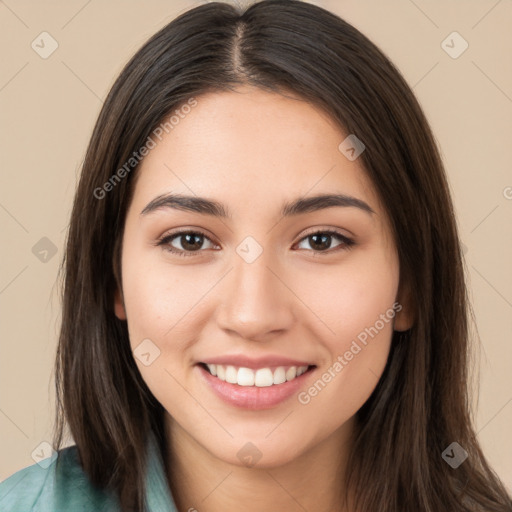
[156,229,355,258]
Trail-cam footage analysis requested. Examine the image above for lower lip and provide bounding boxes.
[197,364,314,410]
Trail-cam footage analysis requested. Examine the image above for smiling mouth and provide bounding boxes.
[198,363,316,387]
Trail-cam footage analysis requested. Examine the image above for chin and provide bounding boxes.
[208,436,311,470]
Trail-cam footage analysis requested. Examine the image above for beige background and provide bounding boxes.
[1,0,511,490]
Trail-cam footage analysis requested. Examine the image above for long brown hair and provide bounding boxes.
[53,1,512,510]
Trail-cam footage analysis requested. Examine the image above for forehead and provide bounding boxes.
[131,86,381,217]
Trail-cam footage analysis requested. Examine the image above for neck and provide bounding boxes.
[165,415,357,512]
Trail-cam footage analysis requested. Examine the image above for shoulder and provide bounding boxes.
[0,445,120,512]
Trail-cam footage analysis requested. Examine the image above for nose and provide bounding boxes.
[215,249,295,342]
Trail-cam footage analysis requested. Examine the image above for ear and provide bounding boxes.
[114,287,127,320]
[393,280,414,332]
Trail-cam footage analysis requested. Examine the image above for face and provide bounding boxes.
[114,86,412,468]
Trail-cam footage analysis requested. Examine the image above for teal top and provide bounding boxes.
[0,435,178,511]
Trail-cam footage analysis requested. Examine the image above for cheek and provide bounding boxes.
[304,249,399,351]
[295,253,399,418]
[297,335,392,435]
[121,250,205,348]
[120,248,216,411]
[120,255,199,410]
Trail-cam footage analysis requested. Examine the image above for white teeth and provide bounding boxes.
[296,365,308,376]
[225,365,238,384]
[254,368,274,387]
[273,367,286,385]
[285,367,297,381]
[216,364,226,381]
[237,367,255,386]
[204,363,311,386]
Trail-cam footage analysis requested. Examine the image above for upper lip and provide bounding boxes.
[199,355,315,370]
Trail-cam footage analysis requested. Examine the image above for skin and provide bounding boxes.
[114,85,413,512]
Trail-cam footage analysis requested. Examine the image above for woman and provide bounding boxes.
[1,1,510,511]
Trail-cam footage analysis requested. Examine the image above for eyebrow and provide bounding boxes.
[140,192,375,218]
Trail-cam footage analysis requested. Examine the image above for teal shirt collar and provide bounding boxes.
[0,432,179,512]
[145,433,178,511]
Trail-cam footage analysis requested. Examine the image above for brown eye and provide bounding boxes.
[295,230,354,254]
[157,228,354,258]
[158,231,217,257]
[174,233,205,251]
